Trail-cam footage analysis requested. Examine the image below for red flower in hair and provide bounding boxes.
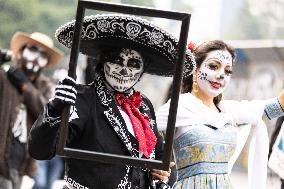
[187,41,196,52]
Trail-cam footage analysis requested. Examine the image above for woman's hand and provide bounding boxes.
[151,162,175,182]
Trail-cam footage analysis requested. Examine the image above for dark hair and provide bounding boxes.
[182,40,236,105]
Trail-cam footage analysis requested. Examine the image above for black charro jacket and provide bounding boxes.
[28,76,164,189]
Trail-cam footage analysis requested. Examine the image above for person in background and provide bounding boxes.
[268,116,284,189]
[156,40,284,189]
[32,69,67,189]
[0,31,63,189]
[32,155,64,189]
[28,14,195,189]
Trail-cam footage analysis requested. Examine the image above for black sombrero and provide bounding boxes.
[55,14,196,77]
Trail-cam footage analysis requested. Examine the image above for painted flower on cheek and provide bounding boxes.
[197,64,231,98]
[196,50,233,98]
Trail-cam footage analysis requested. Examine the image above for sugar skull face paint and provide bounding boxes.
[196,50,233,97]
[20,45,49,77]
[104,48,144,92]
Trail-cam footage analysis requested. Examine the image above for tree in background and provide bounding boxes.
[0,0,155,53]
[0,0,38,48]
[0,0,76,53]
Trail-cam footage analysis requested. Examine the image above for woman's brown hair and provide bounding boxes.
[182,40,236,105]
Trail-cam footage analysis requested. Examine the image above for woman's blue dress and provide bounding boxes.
[173,125,236,189]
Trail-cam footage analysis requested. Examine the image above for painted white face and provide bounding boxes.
[103,48,144,92]
[22,45,49,73]
[196,50,233,97]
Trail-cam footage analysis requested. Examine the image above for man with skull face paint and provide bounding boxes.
[0,32,63,189]
[28,14,196,189]
[156,40,284,189]
[103,48,144,93]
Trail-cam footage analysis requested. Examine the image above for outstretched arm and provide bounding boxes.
[28,76,77,159]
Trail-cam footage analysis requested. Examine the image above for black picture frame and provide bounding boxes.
[56,0,191,171]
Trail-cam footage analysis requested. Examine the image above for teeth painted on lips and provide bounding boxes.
[114,86,127,90]
[106,72,139,84]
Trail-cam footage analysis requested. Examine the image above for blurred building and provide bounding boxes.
[223,40,284,180]
[226,39,284,101]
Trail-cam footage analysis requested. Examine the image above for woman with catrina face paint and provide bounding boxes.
[28,14,196,189]
[156,40,284,189]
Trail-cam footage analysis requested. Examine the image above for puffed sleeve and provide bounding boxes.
[156,94,199,131]
[219,99,268,125]
[220,99,271,189]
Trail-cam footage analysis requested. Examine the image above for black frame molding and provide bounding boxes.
[56,0,191,171]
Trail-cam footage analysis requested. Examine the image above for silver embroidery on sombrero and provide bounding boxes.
[184,52,196,78]
[56,16,176,58]
[126,22,141,39]
[55,14,196,77]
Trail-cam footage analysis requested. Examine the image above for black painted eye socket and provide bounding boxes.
[112,57,123,65]
[25,45,48,59]
[127,58,142,69]
[39,51,48,60]
[26,45,39,52]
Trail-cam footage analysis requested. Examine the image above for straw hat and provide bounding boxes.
[11,32,64,67]
[55,14,195,77]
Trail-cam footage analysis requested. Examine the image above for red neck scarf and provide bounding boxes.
[115,91,157,158]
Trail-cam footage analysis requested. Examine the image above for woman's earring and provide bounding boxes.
[192,74,199,93]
